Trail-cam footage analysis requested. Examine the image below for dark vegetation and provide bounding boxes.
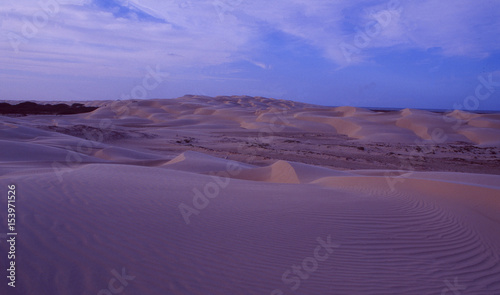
[0,102,98,116]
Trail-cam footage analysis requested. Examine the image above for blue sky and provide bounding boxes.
[1,0,500,110]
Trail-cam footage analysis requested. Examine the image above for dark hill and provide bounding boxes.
[0,102,98,116]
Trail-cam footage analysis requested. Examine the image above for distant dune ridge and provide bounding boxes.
[1,95,500,294]
[84,95,500,146]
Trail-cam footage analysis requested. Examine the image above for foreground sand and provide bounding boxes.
[1,95,499,294]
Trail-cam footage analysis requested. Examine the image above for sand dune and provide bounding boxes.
[74,95,500,145]
[1,95,499,294]
[235,160,353,184]
[459,127,500,146]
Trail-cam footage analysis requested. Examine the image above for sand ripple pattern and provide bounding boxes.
[1,161,499,294]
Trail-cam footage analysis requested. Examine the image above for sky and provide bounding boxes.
[1,0,500,110]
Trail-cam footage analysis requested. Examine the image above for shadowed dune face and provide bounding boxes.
[1,96,500,294]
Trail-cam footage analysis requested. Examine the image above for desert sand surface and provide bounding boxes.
[1,95,500,294]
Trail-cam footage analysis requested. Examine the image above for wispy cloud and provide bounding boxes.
[0,0,253,78]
